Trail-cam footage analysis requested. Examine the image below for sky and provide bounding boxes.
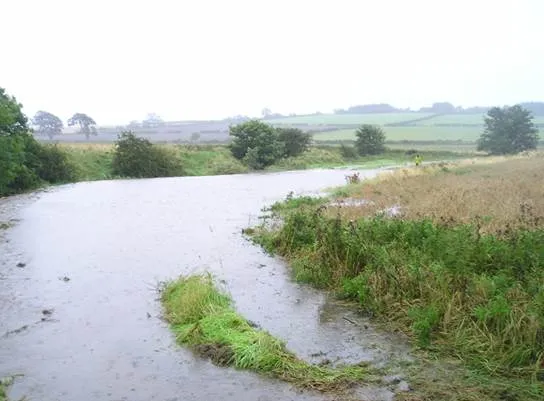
[1,0,543,125]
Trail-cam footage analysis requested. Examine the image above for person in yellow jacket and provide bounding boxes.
[414,154,422,166]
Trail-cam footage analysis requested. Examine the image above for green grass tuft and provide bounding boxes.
[161,274,372,392]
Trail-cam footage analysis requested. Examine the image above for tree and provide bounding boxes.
[33,111,63,139]
[68,113,97,139]
[229,120,284,169]
[0,88,28,137]
[190,132,201,142]
[0,88,76,196]
[477,105,539,155]
[261,108,272,118]
[112,131,183,178]
[127,120,141,129]
[355,124,386,155]
[420,102,456,113]
[276,127,312,158]
[142,113,163,128]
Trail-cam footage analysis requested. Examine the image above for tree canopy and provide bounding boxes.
[477,105,539,154]
[276,127,312,158]
[142,113,163,128]
[0,88,76,196]
[355,124,386,156]
[0,88,28,136]
[228,120,284,169]
[68,113,97,139]
[33,111,64,139]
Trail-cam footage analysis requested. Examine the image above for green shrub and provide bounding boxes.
[276,127,312,158]
[252,204,544,384]
[355,124,386,155]
[229,120,284,169]
[33,144,78,183]
[1,87,79,196]
[339,143,358,159]
[112,131,184,178]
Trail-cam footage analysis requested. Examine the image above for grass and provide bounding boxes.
[60,143,248,179]
[268,148,469,171]
[268,113,431,125]
[0,375,21,401]
[160,274,372,392]
[313,126,483,142]
[269,112,544,128]
[329,155,544,233]
[250,154,544,401]
[174,145,248,176]
[62,144,115,181]
[58,143,470,182]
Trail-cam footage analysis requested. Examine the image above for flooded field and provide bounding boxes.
[0,169,411,401]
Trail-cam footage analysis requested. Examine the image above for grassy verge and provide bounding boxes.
[161,274,373,392]
[59,143,471,182]
[250,155,544,401]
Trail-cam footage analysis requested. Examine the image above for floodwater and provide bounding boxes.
[0,168,411,401]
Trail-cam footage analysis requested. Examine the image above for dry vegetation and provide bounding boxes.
[332,154,544,233]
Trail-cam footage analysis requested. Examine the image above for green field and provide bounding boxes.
[313,126,482,142]
[268,113,432,125]
[417,114,485,125]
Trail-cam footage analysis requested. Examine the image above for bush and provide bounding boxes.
[112,131,184,178]
[276,127,312,158]
[32,144,78,183]
[229,120,284,169]
[355,124,386,156]
[477,105,539,154]
[339,143,358,159]
[1,87,77,196]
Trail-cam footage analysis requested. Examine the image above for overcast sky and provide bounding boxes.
[2,0,543,125]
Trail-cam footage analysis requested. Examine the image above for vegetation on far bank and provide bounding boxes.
[249,155,544,401]
[161,274,372,392]
[61,143,466,180]
[3,84,540,196]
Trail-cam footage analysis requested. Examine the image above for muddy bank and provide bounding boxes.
[0,169,410,401]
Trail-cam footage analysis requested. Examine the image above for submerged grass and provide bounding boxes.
[161,274,372,392]
[0,375,21,401]
[251,155,544,401]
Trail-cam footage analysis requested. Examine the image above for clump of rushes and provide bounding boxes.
[161,274,372,392]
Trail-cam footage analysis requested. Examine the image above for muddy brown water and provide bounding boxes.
[0,169,411,401]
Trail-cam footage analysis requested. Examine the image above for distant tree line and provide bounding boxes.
[333,101,544,116]
[32,111,97,139]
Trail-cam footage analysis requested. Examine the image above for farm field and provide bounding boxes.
[270,113,544,127]
[267,113,431,125]
[313,126,482,142]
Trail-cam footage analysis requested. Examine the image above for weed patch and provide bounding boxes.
[250,156,544,400]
